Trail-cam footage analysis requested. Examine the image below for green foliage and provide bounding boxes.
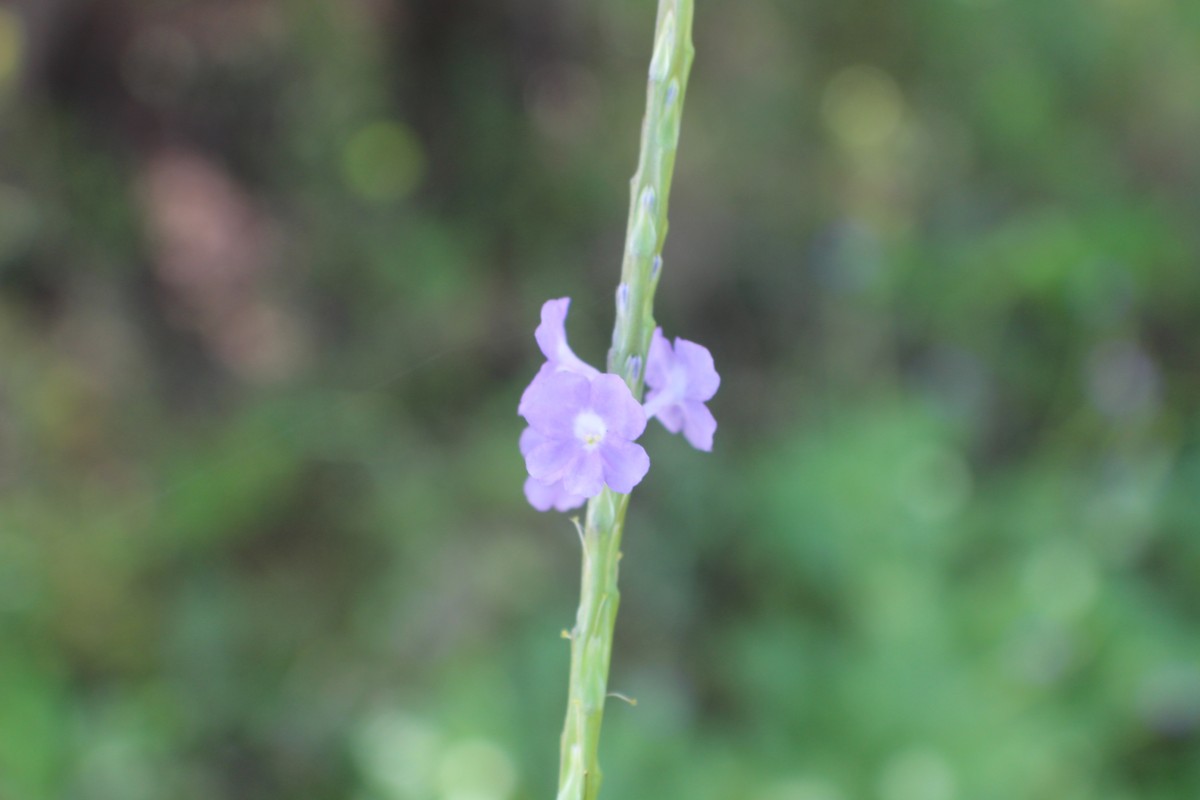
[1,1,1198,798]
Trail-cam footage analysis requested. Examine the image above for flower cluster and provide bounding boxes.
[518,297,720,512]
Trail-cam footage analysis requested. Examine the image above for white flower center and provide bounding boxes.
[573,410,607,451]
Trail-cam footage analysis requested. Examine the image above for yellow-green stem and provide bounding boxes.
[556,2,695,799]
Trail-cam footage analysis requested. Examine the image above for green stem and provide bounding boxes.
[556,2,695,799]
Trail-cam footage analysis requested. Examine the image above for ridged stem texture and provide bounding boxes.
[556,2,695,799]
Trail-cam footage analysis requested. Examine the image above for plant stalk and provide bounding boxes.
[556,2,695,798]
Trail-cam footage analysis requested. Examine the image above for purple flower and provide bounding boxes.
[643,328,720,451]
[520,370,650,500]
[520,427,587,512]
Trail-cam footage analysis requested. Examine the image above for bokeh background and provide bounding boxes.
[2,0,1200,798]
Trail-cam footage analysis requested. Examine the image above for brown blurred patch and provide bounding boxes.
[139,148,305,381]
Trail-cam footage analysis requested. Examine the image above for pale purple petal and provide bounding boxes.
[644,327,672,389]
[649,392,685,434]
[562,451,604,497]
[681,400,717,452]
[517,363,556,416]
[526,439,579,483]
[520,370,590,437]
[589,374,647,440]
[599,438,650,494]
[673,338,720,400]
[534,298,600,379]
[534,298,570,361]
[519,426,544,456]
[524,476,586,512]
[522,426,589,510]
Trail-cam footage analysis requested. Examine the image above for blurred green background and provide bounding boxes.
[2,0,1199,798]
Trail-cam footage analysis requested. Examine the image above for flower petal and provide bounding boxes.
[562,451,605,498]
[644,327,673,390]
[526,439,579,482]
[674,338,720,400]
[534,297,599,378]
[590,373,647,440]
[519,426,545,457]
[599,438,651,494]
[524,476,586,512]
[646,388,685,433]
[520,370,590,437]
[518,363,556,417]
[534,298,570,361]
[682,400,717,451]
